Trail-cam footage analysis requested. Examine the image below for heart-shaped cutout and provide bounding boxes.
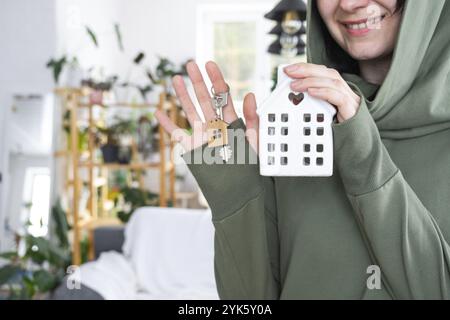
[288,92,304,106]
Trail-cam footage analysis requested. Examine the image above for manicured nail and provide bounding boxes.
[285,64,300,73]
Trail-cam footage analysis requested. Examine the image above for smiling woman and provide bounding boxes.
[318,0,406,81]
[156,0,450,300]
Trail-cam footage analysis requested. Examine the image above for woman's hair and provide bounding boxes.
[320,0,406,74]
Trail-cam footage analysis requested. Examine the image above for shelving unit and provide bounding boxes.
[54,88,178,265]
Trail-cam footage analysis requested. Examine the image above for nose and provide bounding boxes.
[339,0,371,12]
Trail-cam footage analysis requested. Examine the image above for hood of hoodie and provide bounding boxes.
[307,0,450,139]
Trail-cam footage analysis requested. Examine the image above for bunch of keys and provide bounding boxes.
[206,85,232,162]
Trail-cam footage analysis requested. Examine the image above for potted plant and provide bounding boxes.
[47,56,84,88]
[99,129,120,164]
[98,117,137,164]
[0,202,71,300]
[62,110,89,152]
[115,187,159,223]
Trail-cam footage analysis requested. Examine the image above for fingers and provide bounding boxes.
[285,63,361,122]
[307,87,357,121]
[243,93,259,154]
[154,109,191,150]
[284,62,341,80]
[291,76,359,101]
[186,61,217,121]
[291,77,343,93]
[205,61,238,124]
[171,75,201,127]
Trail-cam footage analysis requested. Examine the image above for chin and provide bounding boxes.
[345,44,386,61]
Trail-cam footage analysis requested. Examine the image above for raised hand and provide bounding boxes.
[155,61,260,155]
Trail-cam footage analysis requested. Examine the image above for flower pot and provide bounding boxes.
[101,144,119,163]
[89,90,104,105]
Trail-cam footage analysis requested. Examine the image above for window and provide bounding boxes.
[196,3,274,117]
[23,167,51,237]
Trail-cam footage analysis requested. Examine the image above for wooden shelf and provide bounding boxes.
[78,102,158,108]
[54,87,83,95]
[54,90,178,266]
[78,161,174,171]
[78,216,122,230]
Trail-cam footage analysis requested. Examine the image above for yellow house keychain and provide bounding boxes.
[206,85,232,162]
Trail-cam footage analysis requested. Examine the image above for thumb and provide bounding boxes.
[243,93,259,154]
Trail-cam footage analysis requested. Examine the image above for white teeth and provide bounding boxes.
[368,16,382,26]
[345,15,384,30]
[347,22,367,30]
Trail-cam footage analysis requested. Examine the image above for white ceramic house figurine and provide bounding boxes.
[257,65,337,177]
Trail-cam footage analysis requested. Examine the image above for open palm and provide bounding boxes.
[155,61,259,154]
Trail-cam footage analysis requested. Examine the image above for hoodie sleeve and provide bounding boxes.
[332,100,450,299]
[181,118,280,299]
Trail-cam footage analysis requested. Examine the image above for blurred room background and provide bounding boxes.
[0,0,307,299]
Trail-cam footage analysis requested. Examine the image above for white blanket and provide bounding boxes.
[123,207,218,300]
[77,251,138,300]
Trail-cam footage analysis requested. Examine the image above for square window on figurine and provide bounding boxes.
[257,65,337,177]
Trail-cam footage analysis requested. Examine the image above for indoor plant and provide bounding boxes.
[98,116,138,164]
[0,202,71,300]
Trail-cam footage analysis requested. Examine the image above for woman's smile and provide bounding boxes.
[340,14,387,36]
[317,0,403,62]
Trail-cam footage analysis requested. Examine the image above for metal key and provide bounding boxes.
[206,86,232,162]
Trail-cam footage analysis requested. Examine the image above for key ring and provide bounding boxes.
[211,83,230,117]
[211,83,230,97]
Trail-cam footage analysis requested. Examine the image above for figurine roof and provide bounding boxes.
[257,65,337,117]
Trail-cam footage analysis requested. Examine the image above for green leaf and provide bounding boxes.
[46,59,54,68]
[146,70,160,85]
[25,236,69,268]
[133,52,145,65]
[46,56,67,84]
[114,23,124,52]
[52,200,70,249]
[0,265,23,285]
[22,275,36,299]
[156,57,176,78]
[116,187,158,223]
[33,270,58,292]
[85,26,99,47]
[0,251,18,260]
[25,236,48,265]
[137,85,153,100]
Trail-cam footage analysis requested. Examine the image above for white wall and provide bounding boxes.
[0,0,56,93]
[0,0,57,251]
[56,0,277,82]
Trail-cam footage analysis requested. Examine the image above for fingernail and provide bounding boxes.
[285,64,300,73]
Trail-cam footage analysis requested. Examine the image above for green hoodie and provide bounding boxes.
[182,0,450,299]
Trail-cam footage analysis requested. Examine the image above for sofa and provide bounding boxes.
[51,207,219,300]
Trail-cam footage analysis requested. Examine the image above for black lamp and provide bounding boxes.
[264,0,307,22]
